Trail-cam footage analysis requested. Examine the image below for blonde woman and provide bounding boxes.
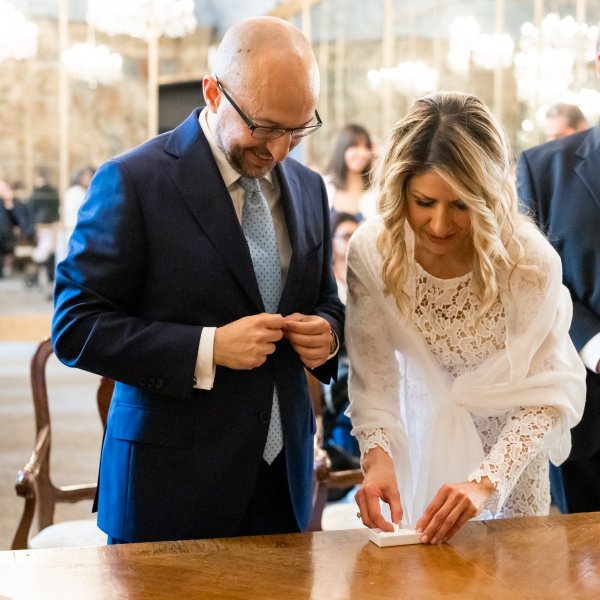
[346,92,585,545]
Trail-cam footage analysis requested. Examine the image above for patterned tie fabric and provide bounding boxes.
[239,176,283,464]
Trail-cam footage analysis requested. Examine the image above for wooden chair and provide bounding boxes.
[306,371,363,532]
[11,338,114,550]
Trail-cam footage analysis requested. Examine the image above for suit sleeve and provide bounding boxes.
[516,151,539,221]
[51,160,202,399]
[517,150,600,351]
[308,176,345,384]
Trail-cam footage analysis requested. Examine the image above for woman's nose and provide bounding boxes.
[429,207,452,235]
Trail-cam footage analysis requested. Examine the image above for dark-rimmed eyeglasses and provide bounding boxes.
[215,76,322,141]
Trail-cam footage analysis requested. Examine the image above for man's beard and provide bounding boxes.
[214,123,274,179]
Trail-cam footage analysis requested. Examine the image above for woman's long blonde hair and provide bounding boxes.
[375,91,530,317]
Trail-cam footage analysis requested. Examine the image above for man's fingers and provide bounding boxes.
[284,331,329,347]
[255,313,286,329]
[283,315,330,335]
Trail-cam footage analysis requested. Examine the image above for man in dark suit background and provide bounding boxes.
[52,16,344,543]
[516,28,600,512]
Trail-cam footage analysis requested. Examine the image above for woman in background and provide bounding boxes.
[324,124,376,220]
[346,91,585,545]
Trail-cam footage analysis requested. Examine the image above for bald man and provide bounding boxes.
[52,17,344,544]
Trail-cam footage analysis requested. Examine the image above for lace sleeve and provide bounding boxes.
[356,428,393,464]
[345,233,403,459]
[468,405,559,511]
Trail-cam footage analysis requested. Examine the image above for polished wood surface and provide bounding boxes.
[0,513,598,599]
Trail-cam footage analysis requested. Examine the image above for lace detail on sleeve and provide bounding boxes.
[356,428,393,463]
[468,405,559,513]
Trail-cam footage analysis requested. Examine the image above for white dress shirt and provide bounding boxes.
[193,108,292,389]
[580,334,600,373]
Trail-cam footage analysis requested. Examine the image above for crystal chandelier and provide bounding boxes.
[86,0,197,41]
[368,61,438,98]
[447,16,480,74]
[447,16,514,73]
[0,0,38,62]
[514,14,599,108]
[62,42,123,89]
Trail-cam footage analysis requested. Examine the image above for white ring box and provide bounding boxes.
[368,527,422,547]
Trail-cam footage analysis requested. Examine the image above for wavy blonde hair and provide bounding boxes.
[375,91,531,318]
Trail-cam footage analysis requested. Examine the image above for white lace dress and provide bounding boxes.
[355,262,558,517]
[346,217,586,523]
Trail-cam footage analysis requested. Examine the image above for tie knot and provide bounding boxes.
[239,176,261,195]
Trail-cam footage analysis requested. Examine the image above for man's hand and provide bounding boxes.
[214,313,285,370]
[282,313,333,369]
[355,446,403,532]
[415,478,495,544]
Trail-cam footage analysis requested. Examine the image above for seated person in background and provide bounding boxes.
[544,103,588,141]
[0,178,35,278]
[346,91,586,544]
[27,169,60,289]
[64,166,95,236]
[323,124,376,220]
[322,212,362,500]
[56,165,96,266]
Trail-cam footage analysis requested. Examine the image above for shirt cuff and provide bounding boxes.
[193,327,216,390]
[579,333,600,373]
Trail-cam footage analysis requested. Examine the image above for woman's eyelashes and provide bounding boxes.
[413,196,469,211]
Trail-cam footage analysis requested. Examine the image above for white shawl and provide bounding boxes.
[346,217,586,525]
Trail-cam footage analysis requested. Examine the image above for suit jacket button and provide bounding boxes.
[259,410,270,424]
[156,379,164,389]
[148,378,155,388]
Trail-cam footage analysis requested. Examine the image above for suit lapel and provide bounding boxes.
[162,110,263,311]
[276,161,306,315]
[575,124,600,212]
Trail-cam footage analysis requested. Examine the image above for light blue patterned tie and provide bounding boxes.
[239,176,283,464]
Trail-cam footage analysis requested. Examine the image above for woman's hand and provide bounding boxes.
[415,477,496,544]
[355,446,403,531]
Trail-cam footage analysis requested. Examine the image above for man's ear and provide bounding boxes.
[203,76,220,113]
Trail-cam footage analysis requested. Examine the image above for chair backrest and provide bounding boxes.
[11,337,114,550]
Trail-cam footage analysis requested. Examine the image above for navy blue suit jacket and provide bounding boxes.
[517,124,600,460]
[52,109,344,542]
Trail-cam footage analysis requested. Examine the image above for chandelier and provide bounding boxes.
[447,16,480,74]
[0,0,38,62]
[368,61,438,98]
[62,42,123,89]
[514,14,599,108]
[86,0,197,41]
[447,16,514,73]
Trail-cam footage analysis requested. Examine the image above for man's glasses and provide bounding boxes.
[215,76,322,141]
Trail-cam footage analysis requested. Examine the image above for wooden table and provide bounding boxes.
[0,513,598,599]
